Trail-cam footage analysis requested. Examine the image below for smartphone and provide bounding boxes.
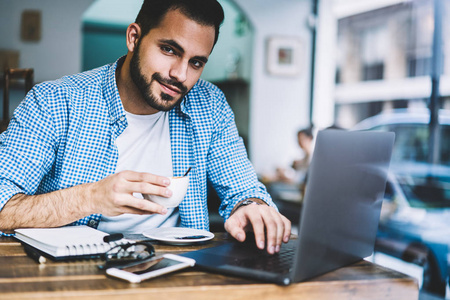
[106,254,195,283]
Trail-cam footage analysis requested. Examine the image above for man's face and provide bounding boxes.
[298,133,311,150]
[129,9,215,111]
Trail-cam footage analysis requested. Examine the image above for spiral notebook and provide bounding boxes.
[14,226,126,260]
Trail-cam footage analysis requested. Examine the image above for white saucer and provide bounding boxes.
[143,227,214,245]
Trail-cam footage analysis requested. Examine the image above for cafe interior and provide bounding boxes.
[1,0,450,299]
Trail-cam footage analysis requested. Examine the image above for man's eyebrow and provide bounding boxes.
[193,55,208,64]
[159,39,209,64]
[159,39,185,54]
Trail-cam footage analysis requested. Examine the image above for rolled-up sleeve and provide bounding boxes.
[0,85,58,213]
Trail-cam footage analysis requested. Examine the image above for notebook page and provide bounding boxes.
[15,226,116,257]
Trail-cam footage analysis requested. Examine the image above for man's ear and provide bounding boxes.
[126,23,141,53]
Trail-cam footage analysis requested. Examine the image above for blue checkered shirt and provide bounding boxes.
[0,59,274,235]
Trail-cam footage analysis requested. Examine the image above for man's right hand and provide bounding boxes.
[88,170,171,216]
[0,171,172,232]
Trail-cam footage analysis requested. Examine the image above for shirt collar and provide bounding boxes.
[104,56,126,125]
[178,81,201,117]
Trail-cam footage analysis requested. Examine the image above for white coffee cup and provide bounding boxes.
[143,176,189,208]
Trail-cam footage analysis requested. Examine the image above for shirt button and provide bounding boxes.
[88,220,97,227]
[119,116,125,122]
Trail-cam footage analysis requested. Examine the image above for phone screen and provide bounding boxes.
[120,257,185,275]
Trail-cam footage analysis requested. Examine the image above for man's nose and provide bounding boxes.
[169,60,188,83]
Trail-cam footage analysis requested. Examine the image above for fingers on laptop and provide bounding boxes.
[226,204,291,254]
[252,206,291,254]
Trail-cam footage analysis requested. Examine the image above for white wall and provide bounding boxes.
[82,0,142,27]
[233,0,312,174]
[0,0,94,83]
[312,0,338,130]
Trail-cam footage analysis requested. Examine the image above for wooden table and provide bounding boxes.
[0,233,419,300]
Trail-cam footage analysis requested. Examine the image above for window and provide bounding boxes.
[360,26,387,81]
[405,0,434,77]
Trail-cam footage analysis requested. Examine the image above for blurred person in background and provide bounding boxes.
[261,127,314,202]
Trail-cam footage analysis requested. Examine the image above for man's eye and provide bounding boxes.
[161,46,174,54]
[191,60,204,69]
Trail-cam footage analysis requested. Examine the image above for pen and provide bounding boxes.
[174,235,207,240]
[24,245,47,264]
[103,233,124,243]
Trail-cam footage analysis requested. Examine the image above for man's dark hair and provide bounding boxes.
[135,0,224,46]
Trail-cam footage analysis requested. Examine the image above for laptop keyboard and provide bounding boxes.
[232,240,296,274]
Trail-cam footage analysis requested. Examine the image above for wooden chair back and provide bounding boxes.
[1,68,34,132]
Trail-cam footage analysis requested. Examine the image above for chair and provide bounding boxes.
[1,68,34,132]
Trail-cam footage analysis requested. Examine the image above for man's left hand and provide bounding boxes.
[224,199,291,254]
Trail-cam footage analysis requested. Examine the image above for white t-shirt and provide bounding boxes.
[98,111,180,234]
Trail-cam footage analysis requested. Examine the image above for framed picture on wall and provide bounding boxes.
[21,10,42,42]
[266,36,303,76]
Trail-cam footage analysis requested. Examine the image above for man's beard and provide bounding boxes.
[129,43,188,112]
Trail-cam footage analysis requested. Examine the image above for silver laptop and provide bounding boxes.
[182,130,395,285]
